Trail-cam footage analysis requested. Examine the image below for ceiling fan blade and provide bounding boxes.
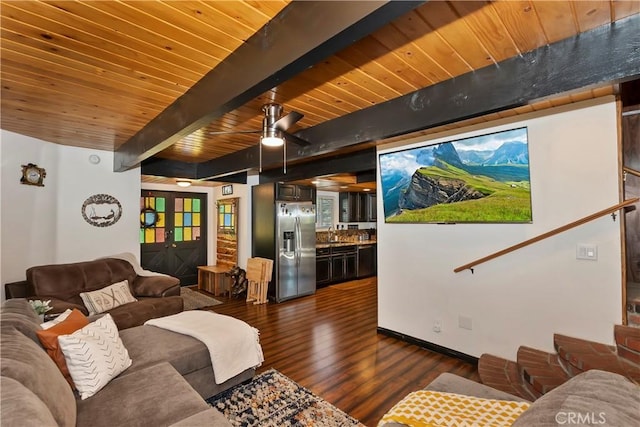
[273,111,303,131]
[283,131,310,147]
[208,129,260,136]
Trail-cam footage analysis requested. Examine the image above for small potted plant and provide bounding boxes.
[29,299,53,321]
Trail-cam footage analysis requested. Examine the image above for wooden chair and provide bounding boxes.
[245,257,273,305]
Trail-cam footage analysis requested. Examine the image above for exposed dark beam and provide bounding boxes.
[356,170,377,183]
[257,148,376,183]
[114,1,424,172]
[189,14,640,178]
[141,158,198,179]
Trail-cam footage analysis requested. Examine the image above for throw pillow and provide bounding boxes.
[58,314,132,400]
[79,280,137,315]
[40,308,72,329]
[35,309,89,388]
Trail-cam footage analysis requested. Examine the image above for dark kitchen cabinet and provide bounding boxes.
[276,183,315,202]
[339,192,376,222]
[316,244,358,285]
[357,244,377,278]
[367,194,377,221]
[316,247,332,286]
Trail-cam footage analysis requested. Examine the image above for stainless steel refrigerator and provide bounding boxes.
[274,202,316,302]
[252,183,316,303]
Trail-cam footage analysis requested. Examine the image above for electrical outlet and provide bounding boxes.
[458,315,473,330]
[433,320,441,333]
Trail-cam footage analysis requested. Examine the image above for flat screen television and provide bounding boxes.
[379,127,532,223]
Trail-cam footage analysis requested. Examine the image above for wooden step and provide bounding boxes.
[554,333,640,382]
[478,354,540,401]
[614,324,640,365]
[517,346,571,395]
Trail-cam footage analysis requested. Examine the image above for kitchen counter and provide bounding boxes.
[316,240,377,249]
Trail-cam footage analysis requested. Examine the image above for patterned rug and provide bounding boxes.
[207,369,365,427]
[180,286,222,311]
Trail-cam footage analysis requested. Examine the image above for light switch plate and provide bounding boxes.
[576,244,597,260]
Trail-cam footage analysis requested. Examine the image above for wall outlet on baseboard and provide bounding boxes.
[433,320,442,333]
[458,315,473,330]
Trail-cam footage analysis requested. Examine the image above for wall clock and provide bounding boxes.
[20,163,46,187]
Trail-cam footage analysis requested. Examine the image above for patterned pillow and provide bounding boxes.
[79,280,137,315]
[35,309,89,388]
[58,314,132,399]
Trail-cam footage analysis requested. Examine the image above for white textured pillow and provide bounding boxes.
[58,314,132,399]
[79,280,137,315]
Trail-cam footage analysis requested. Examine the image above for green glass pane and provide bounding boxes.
[174,227,183,242]
[219,205,225,213]
[139,229,144,244]
[156,197,165,212]
[192,199,200,213]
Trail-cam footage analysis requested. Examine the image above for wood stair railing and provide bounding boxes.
[454,198,639,273]
[478,324,640,401]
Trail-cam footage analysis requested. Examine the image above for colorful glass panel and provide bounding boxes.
[145,228,155,243]
[193,213,200,226]
[184,227,192,241]
[157,213,165,227]
[174,228,183,242]
[175,213,183,226]
[184,198,192,212]
[155,228,165,243]
[184,213,192,227]
[193,199,200,212]
[139,229,144,244]
[193,227,201,240]
[175,198,183,212]
[156,197,165,212]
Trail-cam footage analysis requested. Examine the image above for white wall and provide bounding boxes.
[1,130,140,300]
[377,98,623,360]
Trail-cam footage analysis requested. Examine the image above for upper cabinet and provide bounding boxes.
[339,192,376,222]
[276,183,316,202]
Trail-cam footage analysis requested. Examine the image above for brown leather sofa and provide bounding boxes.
[6,258,183,329]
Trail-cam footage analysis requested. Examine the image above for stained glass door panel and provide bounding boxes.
[140,190,207,285]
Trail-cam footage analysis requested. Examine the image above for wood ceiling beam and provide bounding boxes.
[185,14,639,179]
[114,0,425,172]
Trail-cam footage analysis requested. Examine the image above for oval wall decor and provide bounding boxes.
[81,194,122,227]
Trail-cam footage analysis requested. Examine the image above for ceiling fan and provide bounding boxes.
[208,103,309,173]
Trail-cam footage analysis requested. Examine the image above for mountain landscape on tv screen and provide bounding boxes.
[379,128,532,223]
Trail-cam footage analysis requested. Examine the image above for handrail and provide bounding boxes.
[454,198,639,273]
[624,166,640,178]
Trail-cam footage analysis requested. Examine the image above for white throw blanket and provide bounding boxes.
[145,311,264,384]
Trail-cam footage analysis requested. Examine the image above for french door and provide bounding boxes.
[140,190,207,285]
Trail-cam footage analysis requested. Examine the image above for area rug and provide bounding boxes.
[180,286,223,311]
[207,369,365,427]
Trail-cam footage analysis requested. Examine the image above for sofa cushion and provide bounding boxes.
[119,324,211,376]
[76,362,216,427]
[79,280,137,315]
[0,376,59,427]
[1,327,77,427]
[0,298,43,344]
[107,295,183,330]
[27,258,137,303]
[36,308,90,387]
[512,370,640,426]
[59,314,132,400]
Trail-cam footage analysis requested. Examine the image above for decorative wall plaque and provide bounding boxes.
[81,194,122,227]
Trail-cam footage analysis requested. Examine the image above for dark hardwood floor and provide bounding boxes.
[206,277,479,427]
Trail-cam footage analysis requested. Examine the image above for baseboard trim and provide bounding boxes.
[377,327,479,366]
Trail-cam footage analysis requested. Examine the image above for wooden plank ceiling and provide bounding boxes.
[2,1,638,186]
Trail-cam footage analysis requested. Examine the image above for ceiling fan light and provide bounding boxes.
[176,179,192,187]
[261,136,284,147]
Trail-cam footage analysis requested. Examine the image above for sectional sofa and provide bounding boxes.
[0,299,254,427]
